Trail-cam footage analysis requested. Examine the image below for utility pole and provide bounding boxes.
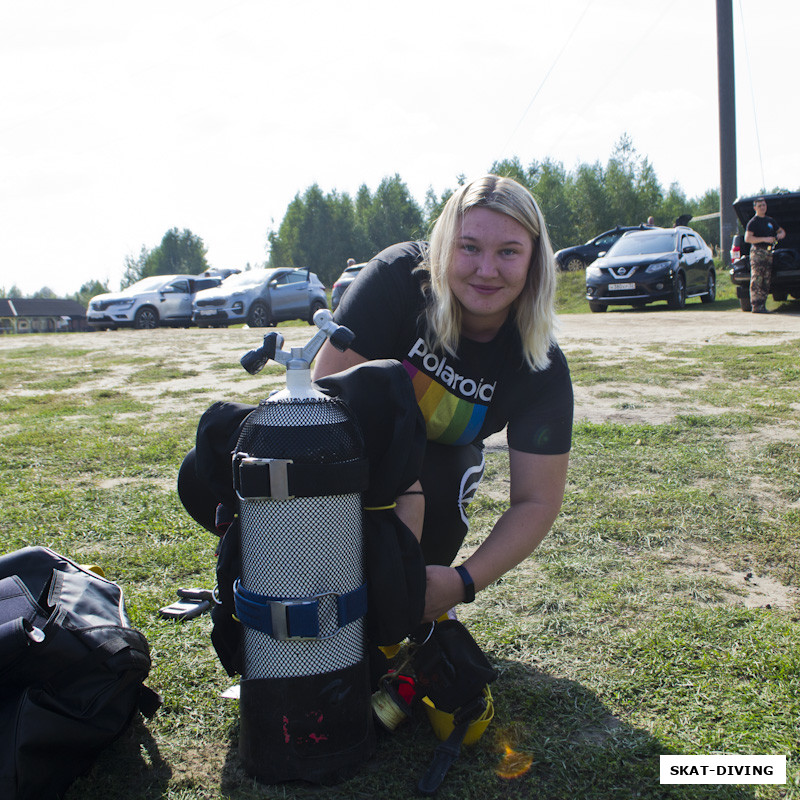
[717,0,737,266]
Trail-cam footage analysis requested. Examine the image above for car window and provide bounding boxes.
[164,280,190,294]
[122,276,169,295]
[286,271,309,284]
[609,233,676,256]
[681,235,699,251]
[194,278,221,291]
[594,234,619,247]
[224,271,270,289]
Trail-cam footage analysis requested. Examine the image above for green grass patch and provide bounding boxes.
[1,328,798,799]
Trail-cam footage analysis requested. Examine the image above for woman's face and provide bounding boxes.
[449,206,534,339]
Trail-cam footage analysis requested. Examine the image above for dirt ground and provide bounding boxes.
[4,307,800,443]
[559,306,800,423]
[5,308,798,421]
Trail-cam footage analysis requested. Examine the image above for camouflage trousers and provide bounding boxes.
[750,247,772,308]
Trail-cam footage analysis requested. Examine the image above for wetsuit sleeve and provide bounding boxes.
[332,242,424,360]
[506,347,574,455]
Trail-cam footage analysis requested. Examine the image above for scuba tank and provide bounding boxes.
[232,310,374,784]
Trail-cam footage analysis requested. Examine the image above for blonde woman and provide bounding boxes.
[314,175,573,623]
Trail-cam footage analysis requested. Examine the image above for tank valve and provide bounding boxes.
[240,309,354,376]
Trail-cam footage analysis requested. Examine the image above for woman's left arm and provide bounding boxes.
[422,448,569,621]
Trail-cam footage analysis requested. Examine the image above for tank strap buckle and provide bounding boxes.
[234,456,293,501]
[270,598,316,641]
[233,580,368,641]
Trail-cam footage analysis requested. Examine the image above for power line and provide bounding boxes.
[737,0,766,190]
[499,0,594,159]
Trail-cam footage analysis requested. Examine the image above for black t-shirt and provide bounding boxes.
[746,214,781,241]
[333,242,573,455]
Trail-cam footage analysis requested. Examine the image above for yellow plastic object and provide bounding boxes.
[422,685,494,745]
[80,564,106,578]
[378,642,402,659]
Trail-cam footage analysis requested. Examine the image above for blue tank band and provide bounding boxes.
[233,580,368,641]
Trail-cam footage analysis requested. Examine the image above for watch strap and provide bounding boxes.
[454,564,475,604]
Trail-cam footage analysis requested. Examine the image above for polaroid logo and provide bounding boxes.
[660,755,786,785]
[408,338,496,402]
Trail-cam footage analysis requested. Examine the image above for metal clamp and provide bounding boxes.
[268,592,340,641]
[234,455,294,501]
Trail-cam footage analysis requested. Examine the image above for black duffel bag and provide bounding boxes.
[0,546,160,800]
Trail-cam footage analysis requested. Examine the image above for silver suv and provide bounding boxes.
[87,274,222,330]
[192,267,327,327]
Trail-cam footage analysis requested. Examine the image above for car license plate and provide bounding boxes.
[609,282,636,291]
[199,309,218,316]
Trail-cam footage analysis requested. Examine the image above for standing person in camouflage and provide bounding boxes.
[745,197,786,313]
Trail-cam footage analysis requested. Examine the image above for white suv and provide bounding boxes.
[87,274,221,330]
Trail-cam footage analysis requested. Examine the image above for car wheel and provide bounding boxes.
[308,300,326,325]
[247,301,270,327]
[700,271,716,304]
[667,274,686,309]
[564,256,585,272]
[588,301,607,313]
[739,295,752,312]
[134,306,159,329]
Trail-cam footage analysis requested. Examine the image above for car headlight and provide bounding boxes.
[645,261,672,274]
[104,299,135,310]
[586,266,602,279]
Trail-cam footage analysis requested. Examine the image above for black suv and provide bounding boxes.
[585,227,716,312]
[729,192,800,311]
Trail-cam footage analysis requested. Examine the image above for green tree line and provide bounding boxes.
[266,175,426,286]
[266,135,722,286]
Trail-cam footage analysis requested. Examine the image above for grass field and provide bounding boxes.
[1,276,798,799]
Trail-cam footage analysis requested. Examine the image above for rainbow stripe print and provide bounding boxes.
[403,359,488,445]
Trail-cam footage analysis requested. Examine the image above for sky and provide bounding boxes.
[2,0,798,298]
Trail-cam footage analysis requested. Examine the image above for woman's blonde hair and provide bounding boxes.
[422,174,558,371]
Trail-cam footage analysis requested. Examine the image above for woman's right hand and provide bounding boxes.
[422,565,465,622]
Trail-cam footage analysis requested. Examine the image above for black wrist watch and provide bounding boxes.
[454,564,475,603]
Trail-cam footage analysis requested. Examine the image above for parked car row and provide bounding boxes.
[86,268,327,330]
[90,195,797,331]
[87,274,223,330]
